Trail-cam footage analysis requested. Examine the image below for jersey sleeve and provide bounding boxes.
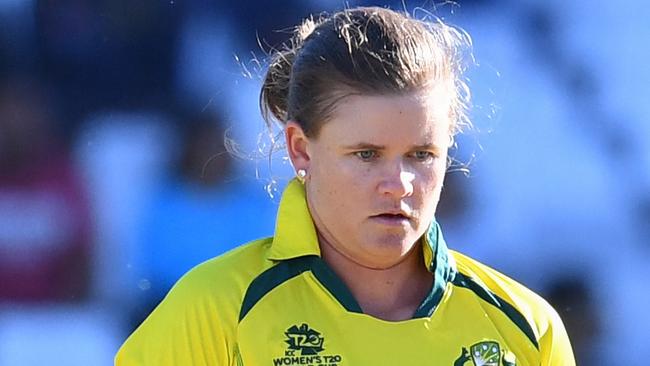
[115,269,236,366]
[538,302,576,366]
[451,251,576,365]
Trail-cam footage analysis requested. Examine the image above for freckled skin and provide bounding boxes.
[292,88,452,270]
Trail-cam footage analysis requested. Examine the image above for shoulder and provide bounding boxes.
[115,238,274,366]
[155,236,275,327]
[451,250,553,335]
[177,236,274,296]
[450,250,575,365]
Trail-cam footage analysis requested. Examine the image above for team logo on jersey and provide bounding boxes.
[453,340,516,366]
[272,323,343,366]
[285,323,325,355]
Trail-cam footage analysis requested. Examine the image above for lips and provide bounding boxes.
[373,213,408,219]
[371,208,411,219]
[369,211,412,226]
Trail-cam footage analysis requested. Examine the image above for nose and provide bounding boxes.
[378,163,415,198]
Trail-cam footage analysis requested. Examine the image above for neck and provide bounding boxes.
[319,235,433,322]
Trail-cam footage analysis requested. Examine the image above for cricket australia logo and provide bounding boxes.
[453,340,516,366]
[273,323,343,366]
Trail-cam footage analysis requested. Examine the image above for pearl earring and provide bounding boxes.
[297,169,307,183]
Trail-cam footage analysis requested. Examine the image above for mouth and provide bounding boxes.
[369,212,412,226]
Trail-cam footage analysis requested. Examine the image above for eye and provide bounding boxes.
[411,151,435,162]
[354,150,377,161]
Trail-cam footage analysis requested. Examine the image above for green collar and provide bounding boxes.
[265,179,456,318]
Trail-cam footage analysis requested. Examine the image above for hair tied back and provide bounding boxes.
[260,16,321,128]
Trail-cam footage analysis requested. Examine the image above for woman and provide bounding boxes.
[116,7,575,366]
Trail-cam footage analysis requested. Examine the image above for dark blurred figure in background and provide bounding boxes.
[0,77,92,302]
[545,277,602,365]
[130,108,276,329]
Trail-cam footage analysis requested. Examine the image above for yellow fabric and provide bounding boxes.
[268,178,320,260]
[115,179,575,366]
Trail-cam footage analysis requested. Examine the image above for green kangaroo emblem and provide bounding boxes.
[453,341,516,366]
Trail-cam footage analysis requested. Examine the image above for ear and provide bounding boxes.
[285,121,311,172]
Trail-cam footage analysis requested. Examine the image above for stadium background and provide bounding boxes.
[1,0,648,364]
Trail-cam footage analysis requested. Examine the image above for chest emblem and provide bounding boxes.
[454,341,516,366]
[273,323,343,366]
[285,323,325,355]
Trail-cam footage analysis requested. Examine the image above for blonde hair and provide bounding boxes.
[260,6,472,138]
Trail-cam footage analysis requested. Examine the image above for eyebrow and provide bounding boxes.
[341,142,443,152]
[342,143,386,150]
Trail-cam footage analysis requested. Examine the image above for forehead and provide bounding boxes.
[320,88,453,145]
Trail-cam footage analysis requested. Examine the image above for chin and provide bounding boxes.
[364,233,418,259]
[378,229,420,245]
[359,251,412,270]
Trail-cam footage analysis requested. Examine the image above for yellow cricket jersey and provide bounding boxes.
[116,180,575,366]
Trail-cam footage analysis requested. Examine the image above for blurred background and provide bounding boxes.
[0,0,648,364]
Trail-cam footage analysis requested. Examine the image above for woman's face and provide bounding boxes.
[292,88,452,270]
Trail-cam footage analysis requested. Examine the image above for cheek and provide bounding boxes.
[416,162,446,203]
[311,146,364,186]
[313,171,377,229]
[310,156,358,204]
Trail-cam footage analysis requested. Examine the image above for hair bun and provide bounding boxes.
[260,16,323,127]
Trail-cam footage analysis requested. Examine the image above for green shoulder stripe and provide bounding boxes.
[452,272,540,350]
[239,256,362,322]
[239,257,313,321]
